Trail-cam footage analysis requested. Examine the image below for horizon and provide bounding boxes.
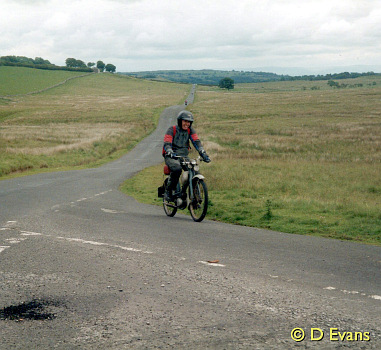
[122,65,381,76]
[2,1,380,77]
[2,55,380,77]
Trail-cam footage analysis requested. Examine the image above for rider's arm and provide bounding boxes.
[189,127,204,154]
[163,126,175,155]
[190,127,210,162]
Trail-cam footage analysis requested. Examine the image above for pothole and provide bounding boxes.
[0,298,64,321]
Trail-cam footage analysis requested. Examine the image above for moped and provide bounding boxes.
[158,156,208,222]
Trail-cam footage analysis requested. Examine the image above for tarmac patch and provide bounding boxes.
[0,298,64,321]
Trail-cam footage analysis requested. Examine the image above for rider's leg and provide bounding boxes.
[164,157,182,199]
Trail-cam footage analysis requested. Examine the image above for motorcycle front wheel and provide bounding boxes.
[189,179,208,222]
[163,178,177,217]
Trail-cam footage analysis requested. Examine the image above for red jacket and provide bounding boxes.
[163,125,204,157]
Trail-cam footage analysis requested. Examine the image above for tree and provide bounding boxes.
[65,58,76,67]
[219,77,234,90]
[327,80,340,88]
[65,58,87,68]
[87,62,95,68]
[105,63,116,73]
[97,60,106,72]
[34,57,51,65]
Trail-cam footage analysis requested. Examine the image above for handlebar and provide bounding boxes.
[173,155,204,163]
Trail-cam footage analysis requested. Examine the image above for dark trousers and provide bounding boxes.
[164,156,182,191]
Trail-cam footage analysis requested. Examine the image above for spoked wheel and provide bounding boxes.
[189,179,208,222]
[163,178,177,217]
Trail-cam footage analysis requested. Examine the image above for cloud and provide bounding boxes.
[1,0,380,73]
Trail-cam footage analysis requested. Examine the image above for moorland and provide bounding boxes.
[1,66,380,244]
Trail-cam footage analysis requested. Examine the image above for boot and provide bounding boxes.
[164,178,175,201]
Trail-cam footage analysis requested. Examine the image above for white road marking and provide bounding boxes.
[5,238,26,244]
[4,227,151,255]
[199,261,225,267]
[342,290,359,294]
[0,246,10,253]
[6,221,17,225]
[1,221,18,230]
[117,245,149,253]
[101,208,123,214]
[52,190,114,209]
[56,236,152,254]
[20,231,43,236]
[324,286,380,301]
[1,221,18,229]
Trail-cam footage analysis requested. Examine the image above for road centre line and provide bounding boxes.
[54,190,113,209]
[56,236,153,254]
[19,229,152,254]
[72,190,112,203]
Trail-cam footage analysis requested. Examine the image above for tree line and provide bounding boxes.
[281,71,377,81]
[65,58,116,73]
[0,56,116,73]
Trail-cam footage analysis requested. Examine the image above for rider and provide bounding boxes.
[163,110,210,200]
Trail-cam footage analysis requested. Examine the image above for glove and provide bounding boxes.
[200,151,211,163]
[167,149,176,159]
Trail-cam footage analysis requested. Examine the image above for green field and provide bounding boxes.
[0,67,189,176]
[121,76,381,245]
[0,66,89,95]
[1,67,380,245]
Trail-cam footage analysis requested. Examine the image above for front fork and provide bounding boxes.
[178,169,194,201]
[187,169,195,201]
[179,169,205,202]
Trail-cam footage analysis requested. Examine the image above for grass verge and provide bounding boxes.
[121,77,381,245]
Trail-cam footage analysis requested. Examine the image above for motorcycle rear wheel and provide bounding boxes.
[163,178,177,217]
[189,179,208,222]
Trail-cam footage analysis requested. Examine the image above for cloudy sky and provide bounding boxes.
[1,0,381,74]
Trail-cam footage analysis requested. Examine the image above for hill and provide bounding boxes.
[123,69,281,85]
[123,69,379,85]
[0,70,189,177]
[0,66,91,96]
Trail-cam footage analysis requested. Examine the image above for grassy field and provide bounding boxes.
[0,67,190,177]
[0,66,89,96]
[1,67,380,244]
[121,76,381,245]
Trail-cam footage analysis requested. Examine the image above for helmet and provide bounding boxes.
[177,110,194,127]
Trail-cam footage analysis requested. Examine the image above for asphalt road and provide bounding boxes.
[1,86,380,349]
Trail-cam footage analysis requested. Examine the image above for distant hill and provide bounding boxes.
[122,70,282,85]
[122,69,379,85]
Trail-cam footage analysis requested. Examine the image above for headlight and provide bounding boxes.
[194,165,200,172]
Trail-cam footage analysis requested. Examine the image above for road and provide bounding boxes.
[1,86,380,349]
